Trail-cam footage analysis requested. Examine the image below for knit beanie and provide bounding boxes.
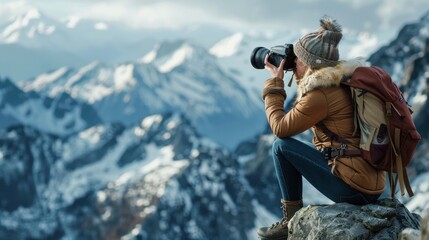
[294,15,342,68]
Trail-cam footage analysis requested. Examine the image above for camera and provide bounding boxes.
[250,44,296,71]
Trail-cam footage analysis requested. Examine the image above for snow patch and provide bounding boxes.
[2,98,86,136]
[78,126,106,145]
[114,64,136,91]
[22,9,41,25]
[405,172,429,215]
[25,67,68,91]
[209,32,244,58]
[141,114,163,129]
[2,31,19,43]
[159,44,193,73]
[141,49,157,63]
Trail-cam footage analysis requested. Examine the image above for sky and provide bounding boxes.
[1,0,428,39]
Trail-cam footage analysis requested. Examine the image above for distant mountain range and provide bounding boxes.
[0,77,101,135]
[369,12,429,140]
[0,8,233,81]
[20,39,266,148]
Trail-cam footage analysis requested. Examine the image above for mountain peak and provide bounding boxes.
[209,32,244,58]
[141,40,214,73]
[1,8,56,44]
[22,9,41,24]
[141,40,187,64]
[158,43,194,73]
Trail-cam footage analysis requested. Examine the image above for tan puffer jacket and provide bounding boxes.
[263,59,385,195]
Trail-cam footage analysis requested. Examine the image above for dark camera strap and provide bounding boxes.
[287,73,295,87]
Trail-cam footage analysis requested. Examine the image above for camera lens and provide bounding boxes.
[250,47,270,69]
[250,44,296,70]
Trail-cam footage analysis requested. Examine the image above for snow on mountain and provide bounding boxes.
[0,8,68,49]
[0,112,262,239]
[368,11,429,100]
[368,11,429,141]
[25,40,266,148]
[0,9,88,81]
[0,7,237,82]
[0,8,120,49]
[405,171,429,215]
[0,8,159,81]
[1,9,52,43]
[209,32,244,58]
[0,77,102,135]
[158,43,194,73]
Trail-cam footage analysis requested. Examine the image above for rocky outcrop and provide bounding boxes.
[288,198,421,240]
[419,210,429,240]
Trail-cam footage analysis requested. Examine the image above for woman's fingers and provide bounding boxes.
[279,59,286,71]
[264,55,285,79]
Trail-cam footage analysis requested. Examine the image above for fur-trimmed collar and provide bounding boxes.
[296,58,366,101]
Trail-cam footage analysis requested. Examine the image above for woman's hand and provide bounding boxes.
[264,55,285,80]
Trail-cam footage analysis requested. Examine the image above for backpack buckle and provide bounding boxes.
[339,143,347,156]
[321,147,332,160]
[322,144,348,160]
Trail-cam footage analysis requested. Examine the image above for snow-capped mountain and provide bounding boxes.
[0,113,266,239]
[24,40,266,148]
[0,8,236,82]
[0,8,146,52]
[369,12,429,140]
[0,9,59,46]
[0,9,93,81]
[0,8,157,81]
[0,77,101,135]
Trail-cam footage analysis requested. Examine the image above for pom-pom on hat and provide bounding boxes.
[294,15,343,68]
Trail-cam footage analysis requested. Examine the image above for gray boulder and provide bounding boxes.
[288,198,421,240]
[420,210,429,240]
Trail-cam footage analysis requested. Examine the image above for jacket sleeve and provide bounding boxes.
[263,77,329,138]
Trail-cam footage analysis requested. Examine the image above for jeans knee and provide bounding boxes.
[272,137,294,155]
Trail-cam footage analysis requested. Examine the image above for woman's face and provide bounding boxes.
[294,58,307,81]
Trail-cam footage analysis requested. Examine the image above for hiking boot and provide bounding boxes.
[257,199,303,240]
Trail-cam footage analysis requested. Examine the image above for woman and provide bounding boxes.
[257,16,385,240]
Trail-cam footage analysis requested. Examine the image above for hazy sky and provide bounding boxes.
[1,0,429,42]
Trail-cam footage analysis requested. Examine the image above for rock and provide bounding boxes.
[421,210,429,240]
[288,198,421,240]
[399,228,420,240]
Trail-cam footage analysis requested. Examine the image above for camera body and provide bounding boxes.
[250,44,296,71]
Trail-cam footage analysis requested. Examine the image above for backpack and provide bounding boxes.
[321,66,421,198]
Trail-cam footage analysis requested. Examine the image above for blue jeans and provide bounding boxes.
[272,137,381,205]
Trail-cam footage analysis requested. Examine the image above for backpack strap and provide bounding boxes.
[385,103,414,198]
[349,86,359,137]
[316,123,351,146]
[393,127,414,197]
